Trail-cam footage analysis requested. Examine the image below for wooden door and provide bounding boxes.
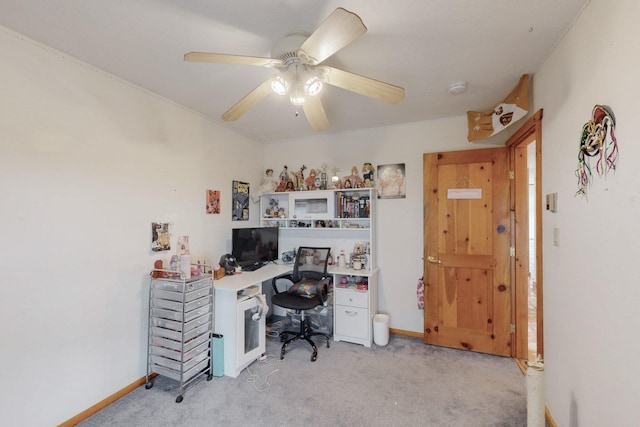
[423,147,511,356]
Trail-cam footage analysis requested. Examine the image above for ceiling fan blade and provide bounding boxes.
[298,8,367,65]
[222,78,274,122]
[319,66,405,104]
[184,52,283,67]
[302,96,329,131]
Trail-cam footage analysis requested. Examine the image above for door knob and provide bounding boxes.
[427,256,442,264]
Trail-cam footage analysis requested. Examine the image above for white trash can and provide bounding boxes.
[373,314,390,346]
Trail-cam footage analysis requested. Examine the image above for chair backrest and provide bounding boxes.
[293,247,331,282]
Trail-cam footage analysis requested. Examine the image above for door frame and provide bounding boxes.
[506,109,544,359]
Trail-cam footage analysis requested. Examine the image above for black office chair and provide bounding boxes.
[271,246,332,361]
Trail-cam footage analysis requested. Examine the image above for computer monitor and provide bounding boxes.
[231,227,279,266]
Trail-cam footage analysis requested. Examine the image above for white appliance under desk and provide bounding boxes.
[213,263,291,377]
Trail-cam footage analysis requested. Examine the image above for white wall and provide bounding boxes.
[263,118,497,334]
[0,27,264,426]
[533,0,640,425]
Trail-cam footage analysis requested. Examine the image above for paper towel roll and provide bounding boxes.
[180,255,191,279]
[527,356,545,427]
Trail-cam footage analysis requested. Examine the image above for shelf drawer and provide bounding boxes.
[335,304,369,339]
[152,358,209,383]
[150,329,210,352]
[151,304,211,323]
[152,286,211,303]
[150,348,209,372]
[151,277,211,293]
[150,340,209,362]
[335,289,369,308]
[151,312,212,333]
[152,295,212,312]
[151,322,211,343]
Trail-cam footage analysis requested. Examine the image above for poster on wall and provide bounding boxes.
[206,189,220,214]
[232,180,250,221]
[151,222,171,252]
[377,163,406,199]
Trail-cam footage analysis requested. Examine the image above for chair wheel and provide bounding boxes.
[311,353,317,362]
[280,333,287,342]
[175,395,183,403]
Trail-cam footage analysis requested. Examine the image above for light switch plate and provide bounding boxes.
[546,193,558,212]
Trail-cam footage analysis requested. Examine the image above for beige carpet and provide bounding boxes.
[79,333,526,426]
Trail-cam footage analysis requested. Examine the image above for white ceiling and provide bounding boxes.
[0,0,588,143]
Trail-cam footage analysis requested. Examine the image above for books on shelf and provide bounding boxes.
[336,192,370,219]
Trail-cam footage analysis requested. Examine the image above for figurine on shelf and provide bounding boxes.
[252,168,278,202]
[275,165,292,192]
[305,169,317,190]
[342,166,363,189]
[293,165,306,191]
[362,162,375,188]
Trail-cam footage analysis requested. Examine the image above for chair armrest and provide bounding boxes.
[272,273,295,294]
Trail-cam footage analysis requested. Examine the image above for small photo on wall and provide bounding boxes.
[206,189,220,214]
[232,180,250,221]
[151,222,171,252]
[377,163,406,199]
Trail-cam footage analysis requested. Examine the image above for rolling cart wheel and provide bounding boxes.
[207,374,213,381]
[145,382,153,390]
[175,395,184,403]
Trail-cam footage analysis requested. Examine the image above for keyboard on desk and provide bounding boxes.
[240,261,265,272]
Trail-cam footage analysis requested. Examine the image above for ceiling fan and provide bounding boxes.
[184,7,405,131]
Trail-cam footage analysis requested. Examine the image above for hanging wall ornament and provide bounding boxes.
[576,104,619,196]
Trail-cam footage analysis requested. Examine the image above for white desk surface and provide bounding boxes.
[212,262,378,292]
[213,263,292,292]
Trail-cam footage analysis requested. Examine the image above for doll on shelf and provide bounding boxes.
[275,165,292,192]
[362,162,375,188]
[305,169,317,190]
[293,165,306,191]
[252,168,278,202]
[342,166,363,189]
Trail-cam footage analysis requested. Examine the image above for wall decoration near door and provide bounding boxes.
[206,189,220,214]
[232,181,250,221]
[151,222,171,252]
[575,104,619,197]
[377,163,406,199]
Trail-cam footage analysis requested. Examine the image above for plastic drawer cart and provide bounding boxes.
[145,271,214,402]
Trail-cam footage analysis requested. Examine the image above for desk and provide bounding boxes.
[213,263,291,377]
[213,263,378,376]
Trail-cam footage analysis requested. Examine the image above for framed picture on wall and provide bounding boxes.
[151,222,171,252]
[206,189,220,214]
[232,180,250,221]
[377,163,406,199]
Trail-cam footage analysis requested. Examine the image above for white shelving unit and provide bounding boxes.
[260,188,379,346]
[260,188,377,271]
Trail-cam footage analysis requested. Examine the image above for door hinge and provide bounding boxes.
[510,247,515,257]
[510,324,516,333]
[509,170,515,180]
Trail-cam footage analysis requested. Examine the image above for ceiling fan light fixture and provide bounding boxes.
[289,82,306,105]
[304,75,323,96]
[271,73,291,95]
